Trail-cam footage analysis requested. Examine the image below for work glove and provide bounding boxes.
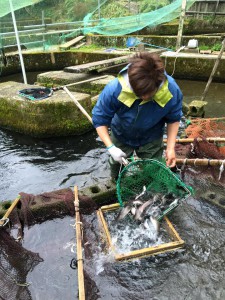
[107,144,127,164]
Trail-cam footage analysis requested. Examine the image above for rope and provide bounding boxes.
[0,217,10,227]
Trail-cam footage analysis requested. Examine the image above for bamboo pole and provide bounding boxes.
[64,86,93,124]
[176,0,187,50]
[0,195,21,226]
[60,75,108,89]
[74,186,85,300]
[55,76,108,125]
[176,158,225,167]
[163,137,225,143]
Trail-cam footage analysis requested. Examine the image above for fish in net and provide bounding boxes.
[116,159,192,221]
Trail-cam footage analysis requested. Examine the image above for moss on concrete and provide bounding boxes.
[87,34,222,51]
[37,72,115,95]
[0,81,93,137]
[161,54,225,82]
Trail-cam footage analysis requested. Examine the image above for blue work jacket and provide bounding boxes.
[92,68,183,148]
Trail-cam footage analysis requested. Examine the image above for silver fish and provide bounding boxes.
[132,150,140,161]
[134,199,154,221]
[143,216,160,235]
[116,199,143,221]
[135,185,146,200]
[116,205,132,221]
[131,199,143,215]
[150,216,160,234]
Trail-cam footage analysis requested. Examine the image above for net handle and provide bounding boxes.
[122,157,129,166]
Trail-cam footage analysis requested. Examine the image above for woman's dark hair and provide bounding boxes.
[128,52,166,98]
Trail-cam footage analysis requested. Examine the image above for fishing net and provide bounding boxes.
[175,138,225,160]
[116,159,192,221]
[0,0,42,18]
[0,228,43,300]
[0,187,98,300]
[175,117,225,187]
[83,0,196,36]
[18,88,53,101]
[0,0,197,52]
[185,118,225,156]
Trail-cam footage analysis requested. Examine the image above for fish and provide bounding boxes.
[115,199,143,221]
[134,193,163,221]
[115,185,147,221]
[115,205,132,221]
[135,185,146,200]
[134,199,154,221]
[150,216,160,232]
[141,205,162,235]
[132,150,140,161]
[116,188,176,237]
[131,199,143,215]
[143,216,160,234]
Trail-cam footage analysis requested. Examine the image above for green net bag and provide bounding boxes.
[116,159,193,221]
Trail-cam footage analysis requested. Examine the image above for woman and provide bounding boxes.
[92,52,183,179]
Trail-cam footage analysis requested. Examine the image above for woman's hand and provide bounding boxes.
[165,147,176,168]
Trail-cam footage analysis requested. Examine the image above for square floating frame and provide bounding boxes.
[97,203,185,261]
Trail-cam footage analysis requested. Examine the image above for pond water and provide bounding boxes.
[0,73,225,299]
[20,195,225,300]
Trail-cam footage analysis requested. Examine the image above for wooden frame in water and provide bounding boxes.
[97,203,185,261]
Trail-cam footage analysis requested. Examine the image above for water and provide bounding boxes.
[81,198,225,300]
[176,79,225,118]
[1,74,225,299]
[103,210,165,253]
[23,217,78,300]
[10,194,225,300]
[0,128,109,202]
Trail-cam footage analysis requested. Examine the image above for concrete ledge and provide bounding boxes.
[0,81,93,137]
[2,50,225,82]
[37,71,115,95]
[161,51,225,82]
[0,180,117,223]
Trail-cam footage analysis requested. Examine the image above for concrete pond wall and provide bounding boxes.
[2,44,225,81]
[0,81,93,137]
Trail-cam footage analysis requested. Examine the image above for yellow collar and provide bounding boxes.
[117,74,172,108]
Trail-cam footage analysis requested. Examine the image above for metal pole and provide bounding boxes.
[98,0,101,19]
[42,10,46,51]
[176,0,187,50]
[9,0,27,84]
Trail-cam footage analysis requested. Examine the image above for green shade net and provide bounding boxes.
[116,159,193,221]
[82,0,196,36]
[0,0,42,18]
[0,0,196,51]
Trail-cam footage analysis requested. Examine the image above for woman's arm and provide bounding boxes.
[165,121,179,167]
[96,125,113,148]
